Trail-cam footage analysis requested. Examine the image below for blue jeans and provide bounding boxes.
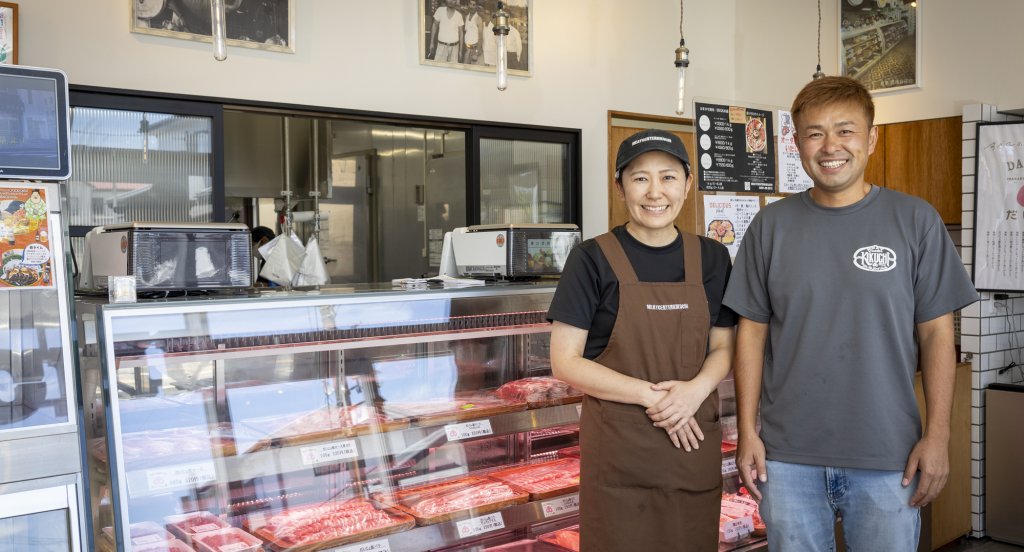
[759,459,920,552]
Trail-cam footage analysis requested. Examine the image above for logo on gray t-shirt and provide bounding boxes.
[852,245,897,272]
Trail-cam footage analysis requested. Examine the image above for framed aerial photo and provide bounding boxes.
[420,0,532,76]
[131,0,294,54]
[839,0,921,93]
[0,2,17,65]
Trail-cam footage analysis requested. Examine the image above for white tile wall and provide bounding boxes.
[961,103,1024,537]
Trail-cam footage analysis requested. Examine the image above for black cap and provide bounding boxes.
[615,129,690,175]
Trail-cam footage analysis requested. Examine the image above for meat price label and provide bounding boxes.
[145,461,216,492]
[721,516,754,541]
[300,439,359,465]
[541,494,580,517]
[444,420,494,441]
[455,512,505,538]
[332,538,391,552]
[721,457,737,475]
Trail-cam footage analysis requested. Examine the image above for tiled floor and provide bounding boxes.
[939,537,1024,551]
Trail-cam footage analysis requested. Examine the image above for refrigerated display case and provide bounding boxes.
[0,181,87,551]
[78,283,763,551]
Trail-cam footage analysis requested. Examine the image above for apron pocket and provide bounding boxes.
[596,401,722,492]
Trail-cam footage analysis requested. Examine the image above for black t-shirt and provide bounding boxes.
[547,225,738,359]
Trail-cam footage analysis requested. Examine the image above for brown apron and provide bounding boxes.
[578,231,723,551]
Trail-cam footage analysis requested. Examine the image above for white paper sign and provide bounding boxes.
[146,461,217,492]
[973,122,1024,291]
[576,404,582,417]
[721,457,737,474]
[703,195,761,258]
[721,516,754,541]
[777,110,814,193]
[455,512,505,538]
[300,439,359,465]
[333,538,392,552]
[541,494,580,518]
[445,420,494,441]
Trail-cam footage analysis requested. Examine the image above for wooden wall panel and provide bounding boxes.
[865,123,887,187]
[883,116,962,224]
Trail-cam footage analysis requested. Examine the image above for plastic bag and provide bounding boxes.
[259,232,304,286]
[293,237,329,287]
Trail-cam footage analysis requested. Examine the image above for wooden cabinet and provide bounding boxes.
[866,116,963,225]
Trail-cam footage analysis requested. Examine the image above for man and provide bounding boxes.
[429,0,464,63]
[724,76,978,551]
[462,0,482,64]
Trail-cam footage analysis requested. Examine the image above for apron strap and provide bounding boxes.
[595,232,639,284]
[681,232,703,284]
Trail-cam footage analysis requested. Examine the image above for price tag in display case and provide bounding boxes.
[455,512,506,538]
[721,457,737,475]
[300,439,359,466]
[721,516,754,542]
[541,494,580,518]
[444,420,494,442]
[333,538,391,552]
[145,461,217,492]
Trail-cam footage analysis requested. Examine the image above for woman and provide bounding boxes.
[548,129,736,551]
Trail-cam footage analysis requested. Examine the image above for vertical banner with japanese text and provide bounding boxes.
[973,122,1024,292]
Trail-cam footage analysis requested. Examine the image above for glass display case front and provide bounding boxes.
[79,284,764,552]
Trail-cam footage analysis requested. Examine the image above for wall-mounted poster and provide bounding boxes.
[420,0,531,77]
[703,195,760,259]
[840,0,920,93]
[778,110,813,193]
[972,122,1024,292]
[132,0,294,54]
[0,2,16,65]
[694,102,775,193]
[0,187,54,290]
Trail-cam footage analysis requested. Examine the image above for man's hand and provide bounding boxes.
[737,433,767,500]
[903,435,949,508]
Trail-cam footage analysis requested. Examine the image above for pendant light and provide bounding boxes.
[812,0,825,79]
[673,0,689,115]
[211,0,228,61]
[493,2,510,91]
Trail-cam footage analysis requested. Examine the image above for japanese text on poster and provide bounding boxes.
[695,102,776,193]
[0,187,54,290]
[973,123,1024,291]
[778,110,814,193]
[703,195,760,258]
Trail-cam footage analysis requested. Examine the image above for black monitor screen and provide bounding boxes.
[0,66,70,181]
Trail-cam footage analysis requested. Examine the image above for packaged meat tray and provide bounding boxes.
[487,458,581,500]
[244,403,409,450]
[192,527,262,552]
[164,511,230,546]
[380,391,527,425]
[101,521,176,548]
[719,491,765,543]
[555,445,580,459]
[379,475,529,525]
[245,497,414,552]
[496,377,583,408]
[132,539,194,552]
[484,539,567,551]
[537,525,580,551]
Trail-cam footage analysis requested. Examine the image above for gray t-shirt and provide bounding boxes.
[724,186,979,471]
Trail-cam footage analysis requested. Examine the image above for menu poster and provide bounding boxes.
[703,195,760,258]
[972,122,1024,292]
[778,110,814,193]
[695,102,776,193]
[0,187,54,290]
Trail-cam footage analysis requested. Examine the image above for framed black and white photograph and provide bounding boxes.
[419,0,531,76]
[839,0,920,93]
[972,122,1024,292]
[132,0,294,54]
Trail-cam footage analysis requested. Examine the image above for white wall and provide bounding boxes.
[19,1,1024,237]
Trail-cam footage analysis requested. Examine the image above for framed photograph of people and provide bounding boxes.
[839,0,921,93]
[420,0,532,76]
[0,2,17,65]
[131,0,294,54]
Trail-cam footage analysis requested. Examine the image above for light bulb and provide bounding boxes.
[496,34,508,91]
[493,2,510,91]
[812,64,826,80]
[674,41,689,116]
[211,0,227,61]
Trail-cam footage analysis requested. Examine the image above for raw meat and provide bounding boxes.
[488,458,581,498]
[496,377,581,405]
[383,475,529,524]
[164,511,230,545]
[250,498,413,548]
[380,391,526,423]
[192,527,262,552]
[538,525,580,551]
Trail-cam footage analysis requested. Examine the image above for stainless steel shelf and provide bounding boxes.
[121,404,582,498]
